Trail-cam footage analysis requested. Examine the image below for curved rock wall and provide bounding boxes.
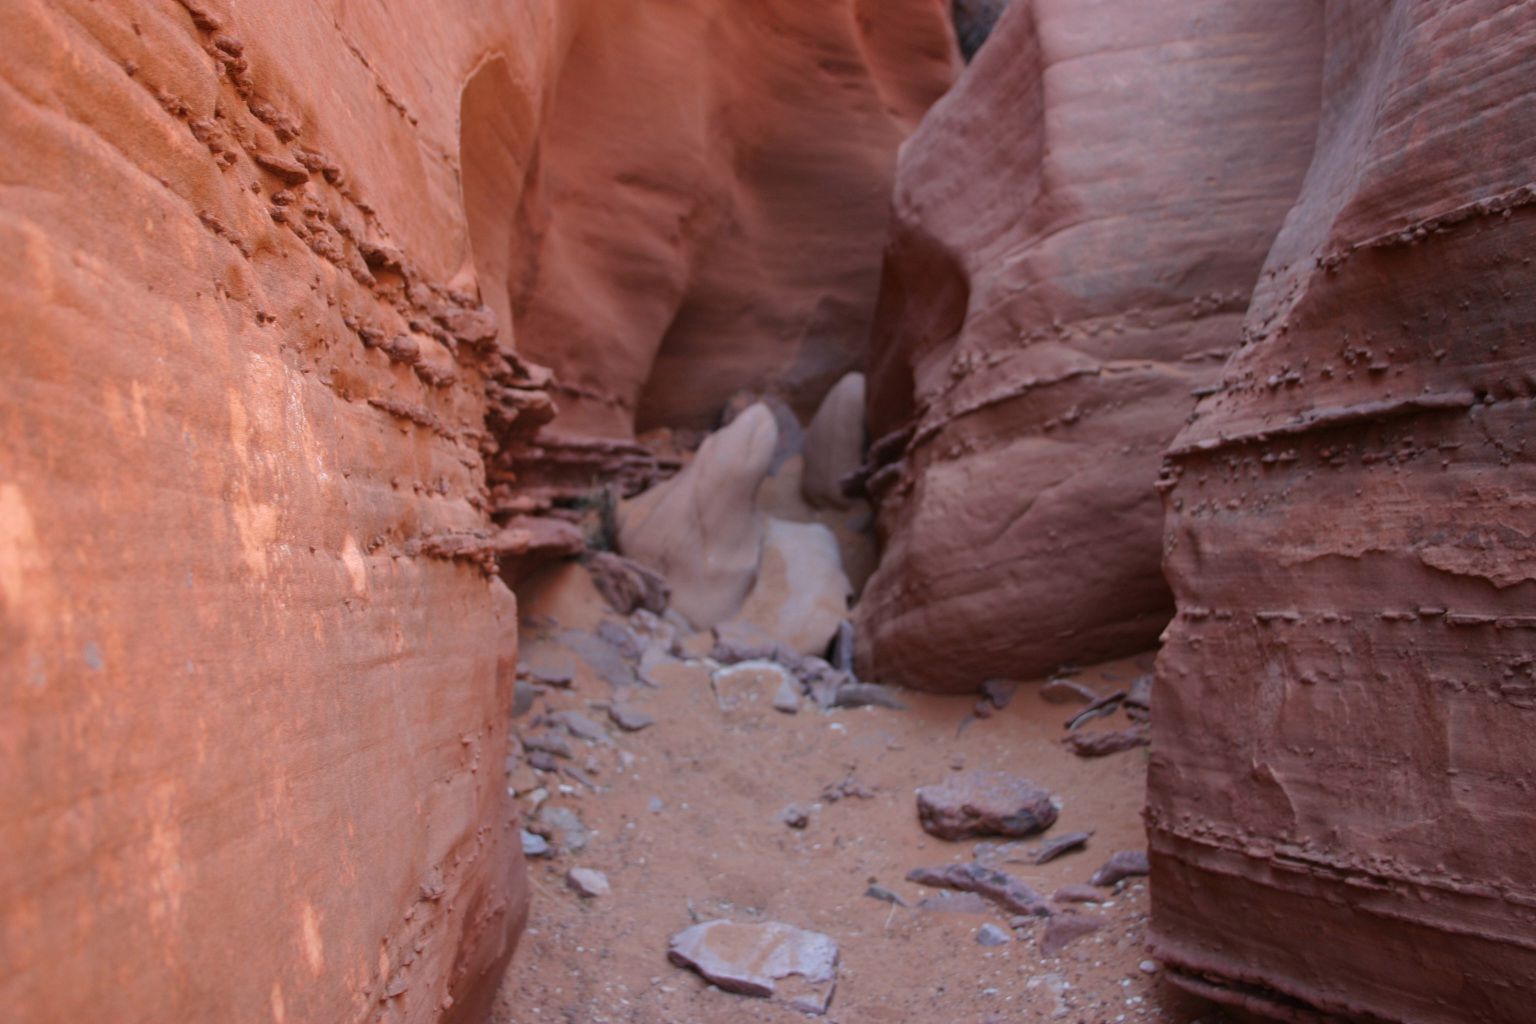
[0,0,953,1020]
[855,0,1325,691]
[508,0,957,438]
[1147,3,1536,1021]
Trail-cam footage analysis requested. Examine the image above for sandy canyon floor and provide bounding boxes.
[489,567,1225,1024]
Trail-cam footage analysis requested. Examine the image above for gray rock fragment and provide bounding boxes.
[976,923,1011,946]
[667,919,838,1002]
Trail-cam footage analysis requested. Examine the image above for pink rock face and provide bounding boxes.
[854,0,1326,691]
[508,1,957,437]
[1147,3,1536,1022]
[2,5,955,1017]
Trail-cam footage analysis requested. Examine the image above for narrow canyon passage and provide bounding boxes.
[4,2,1534,1024]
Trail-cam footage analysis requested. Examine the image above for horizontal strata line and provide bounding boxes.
[1150,828,1536,939]
[1167,390,1476,457]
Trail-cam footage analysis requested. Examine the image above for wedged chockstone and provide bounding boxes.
[916,770,1057,840]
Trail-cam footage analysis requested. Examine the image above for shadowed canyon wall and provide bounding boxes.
[855,0,1326,691]
[1147,2,1536,1020]
[0,1,953,1020]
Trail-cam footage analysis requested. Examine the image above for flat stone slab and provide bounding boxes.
[668,919,838,1001]
[916,770,1058,840]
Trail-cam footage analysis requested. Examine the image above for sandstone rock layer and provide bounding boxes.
[1147,3,1536,1021]
[0,0,957,1020]
[1,2,537,1020]
[855,0,1326,691]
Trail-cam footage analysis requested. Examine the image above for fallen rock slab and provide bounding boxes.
[1090,850,1151,887]
[1026,831,1092,865]
[916,771,1058,840]
[905,862,1051,917]
[1065,727,1149,758]
[668,919,838,1002]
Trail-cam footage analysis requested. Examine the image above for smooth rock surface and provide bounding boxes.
[617,405,777,627]
[916,771,1058,840]
[801,372,867,509]
[727,519,852,657]
[855,0,1327,690]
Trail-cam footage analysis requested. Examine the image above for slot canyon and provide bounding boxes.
[2,1,1532,1022]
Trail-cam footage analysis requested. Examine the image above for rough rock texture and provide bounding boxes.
[1,2,540,1020]
[0,1,957,1020]
[855,0,1326,691]
[616,404,777,628]
[915,771,1057,840]
[1147,3,1536,1022]
[801,372,867,509]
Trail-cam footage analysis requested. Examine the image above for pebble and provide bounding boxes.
[976,923,1011,946]
[608,703,655,732]
[520,830,551,857]
[1139,959,1161,974]
[566,867,610,898]
[781,803,810,829]
[772,675,802,713]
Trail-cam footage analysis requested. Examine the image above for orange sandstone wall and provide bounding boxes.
[0,1,955,1020]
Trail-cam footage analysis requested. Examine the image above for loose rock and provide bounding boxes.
[1090,850,1151,887]
[905,862,1051,917]
[520,830,551,857]
[535,805,590,853]
[981,678,1019,710]
[1052,884,1102,905]
[1040,678,1098,704]
[607,703,655,732]
[772,675,802,713]
[781,804,810,829]
[1041,912,1105,955]
[1065,727,1149,758]
[864,884,907,907]
[585,551,671,615]
[549,710,608,743]
[1027,831,1092,865]
[667,919,838,1002]
[916,771,1058,840]
[566,867,610,898]
[976,923,1011,946]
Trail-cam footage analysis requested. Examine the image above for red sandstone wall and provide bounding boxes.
[0,1,956,1019]
[1147,2,1536,1020]
[855,0,1325,691]
[508,0,956,438]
